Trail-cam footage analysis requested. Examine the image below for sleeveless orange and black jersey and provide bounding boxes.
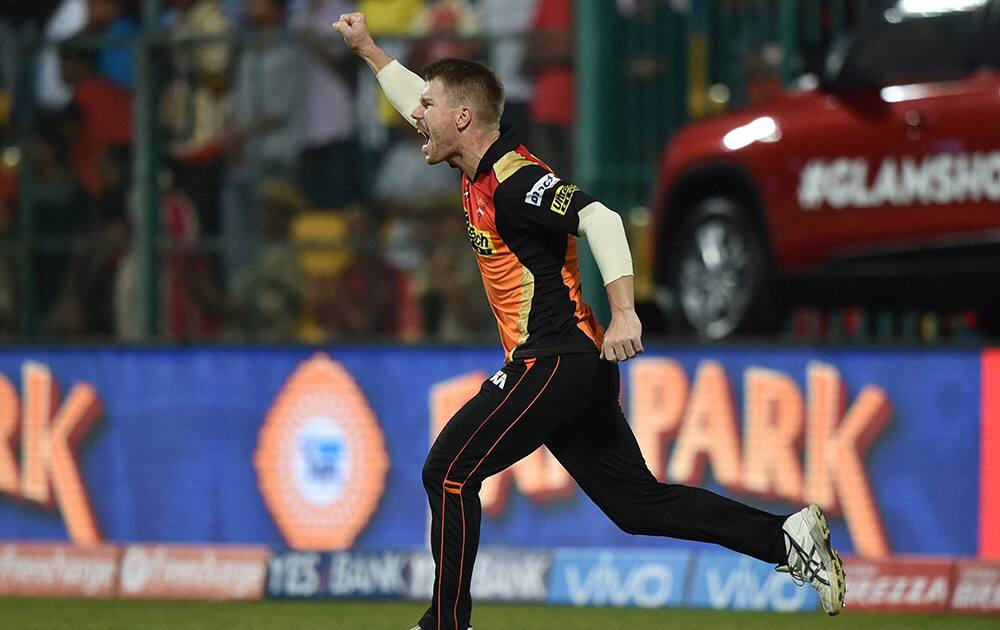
[462,128,605,362]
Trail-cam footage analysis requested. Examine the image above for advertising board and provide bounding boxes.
[0,348,986,560]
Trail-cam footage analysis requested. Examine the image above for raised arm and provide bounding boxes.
[333,12,424,128]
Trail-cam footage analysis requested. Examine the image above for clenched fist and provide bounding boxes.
[333,12,373,52]
[600,309,644,363]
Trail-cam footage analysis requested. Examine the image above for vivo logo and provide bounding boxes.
[700,556,813,612]
[549,550,688,608]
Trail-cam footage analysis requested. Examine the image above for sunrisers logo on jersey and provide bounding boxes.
[255,353,389,551]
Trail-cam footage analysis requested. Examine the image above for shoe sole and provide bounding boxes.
[808,504,846,615]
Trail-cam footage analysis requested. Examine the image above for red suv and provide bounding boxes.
[650,0,1000,339]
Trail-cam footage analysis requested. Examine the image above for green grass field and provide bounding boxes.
[1,599,998,630]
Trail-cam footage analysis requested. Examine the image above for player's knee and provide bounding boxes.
[421,452,446,490]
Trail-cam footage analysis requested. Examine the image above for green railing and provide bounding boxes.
[573,0,874,326]
[575,0,868,213]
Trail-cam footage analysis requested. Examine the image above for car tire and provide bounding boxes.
[666,197,781,339]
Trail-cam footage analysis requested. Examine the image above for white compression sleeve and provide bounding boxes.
[577,202,634,286]
[375,59,425,129]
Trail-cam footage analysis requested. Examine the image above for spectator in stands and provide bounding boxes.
[301,203,416,342]
[164,0,232,241]
[181,178,303,342]
[373,123,455,272]
[36,0,88,111]
[291,0,363,209]
[47,143,130,339]
[25,116,92,338]
[0,16,14,97]
[224,178,304,341]
[221,0,304,283]
[408,0,479,70]
[372,126,490,343]
[524,0,574,178]
[114,162,217,342]
[355,0,424,150]
[59,39,132,198]
[218,0,244,24]
[418,209,492,343]
[477,0,537,129]
[84,0,138,91]
[0,92,14,335]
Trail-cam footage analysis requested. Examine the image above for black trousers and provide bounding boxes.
[419,352,788,630]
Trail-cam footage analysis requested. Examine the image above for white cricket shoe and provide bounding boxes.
[778,504,847,615]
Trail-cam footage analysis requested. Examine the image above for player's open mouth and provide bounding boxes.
[418,129,430,152]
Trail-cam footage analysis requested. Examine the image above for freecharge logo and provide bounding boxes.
[255,353,389,550]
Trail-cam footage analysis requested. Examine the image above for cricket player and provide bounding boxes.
[334,13,846,629]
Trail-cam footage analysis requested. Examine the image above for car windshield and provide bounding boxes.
[828,0,988,90]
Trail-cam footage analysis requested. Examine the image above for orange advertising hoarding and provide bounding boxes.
[118,544,269,600]
[0,542,118,597]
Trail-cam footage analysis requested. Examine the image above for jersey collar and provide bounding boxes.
[473,124,523,180]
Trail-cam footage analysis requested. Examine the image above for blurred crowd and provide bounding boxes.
[0,0,578,344]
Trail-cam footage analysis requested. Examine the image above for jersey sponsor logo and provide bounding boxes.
[0,362,104,544]
[465,211,497,256]
[797,151,1000,210]
[550,184,580,215]
[525,173,561,207]
[255,353,389,551]
[489,370,507,389]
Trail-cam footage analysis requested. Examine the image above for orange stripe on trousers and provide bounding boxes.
[450,357,561,629]
[437,362,534,629]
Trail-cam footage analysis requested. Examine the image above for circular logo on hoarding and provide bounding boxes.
[254,353,389,550]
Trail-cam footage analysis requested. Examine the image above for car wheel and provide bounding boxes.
[668,198,778,339]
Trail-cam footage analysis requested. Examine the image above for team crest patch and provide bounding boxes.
[550,184,579,215]
[254,353,389,550]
